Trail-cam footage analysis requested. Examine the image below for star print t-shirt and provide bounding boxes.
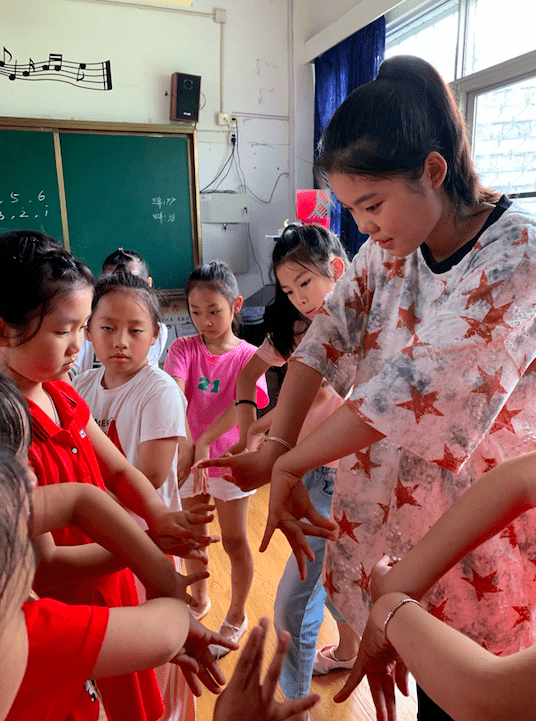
[164,334,269,476]
[293,200,536,656]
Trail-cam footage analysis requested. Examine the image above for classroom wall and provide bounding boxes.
[2,0,291,298]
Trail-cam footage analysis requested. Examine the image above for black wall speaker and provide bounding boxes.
[170,72,201,123]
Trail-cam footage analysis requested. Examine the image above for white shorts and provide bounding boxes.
[180,472,256,502]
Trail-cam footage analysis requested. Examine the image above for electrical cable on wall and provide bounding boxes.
[200,123,289,285]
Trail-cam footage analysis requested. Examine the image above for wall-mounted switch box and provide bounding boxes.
[200,193,248,224]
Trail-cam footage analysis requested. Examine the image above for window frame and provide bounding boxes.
[387,0,536,201]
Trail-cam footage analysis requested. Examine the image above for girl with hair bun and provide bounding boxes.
[203,56,536,719]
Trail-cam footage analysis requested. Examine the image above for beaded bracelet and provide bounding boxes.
[383,597,422,641]
[235,399,258,409]
[266,436,293,451]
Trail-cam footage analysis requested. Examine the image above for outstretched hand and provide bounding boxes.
[334,600,409,721]
[213,617,319,721]
[148,504,220,561]
[172,615,239,697]
[260,468,338,580]
[198,448,273,493]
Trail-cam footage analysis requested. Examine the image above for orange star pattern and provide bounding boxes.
[395,385,444,424]
[461,302,513,342]
[355,268,368,297]
[377,501,390,525]
[401,334,431,360]
[360,328,382,358]
[434,279,450,303]
[471,366,507,406]
[350,446,381,478]
[428,599,453,623]
[334,509,362,543]
[512,227,528,246]
[346,397,373,424]
[322,342,345,365]
[382,257,407,281]
[490,405,522,434]
[481,456,498,472]
[499,524,518,549]
[512,605,531,628]
[345,290,365,316]
[353,563,370,602]
[462,568,503,601]
[394,477,422,510]
[323,569,340,597]
[396,302,421,334]
[431,444,466,473]
[461,271,504,309]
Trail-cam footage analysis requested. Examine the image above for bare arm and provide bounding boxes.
[170,376,196,483]
[93,598,190,677]
[199,360,325,491]
[262,403,384,577]
[137,436,179,491]
[32,533,124,594]
[340,590,536,721]
[233,354,271,452]
[32,483,203,602]
[86,415,206,554]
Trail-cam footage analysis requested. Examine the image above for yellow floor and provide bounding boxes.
[196,482,417,721]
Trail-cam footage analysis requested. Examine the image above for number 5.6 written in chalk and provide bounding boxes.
[0,190,48,221]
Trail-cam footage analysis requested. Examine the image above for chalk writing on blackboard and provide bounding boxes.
[0,46,112,90]
[0,190,49,223]
[152,197,177,208]
[152,197,177,224]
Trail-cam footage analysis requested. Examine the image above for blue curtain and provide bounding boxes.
[314,17,385,256]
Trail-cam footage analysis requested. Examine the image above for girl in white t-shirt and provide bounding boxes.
[74,268,207,721]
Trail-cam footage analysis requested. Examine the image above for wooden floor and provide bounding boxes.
[197,483,417,721]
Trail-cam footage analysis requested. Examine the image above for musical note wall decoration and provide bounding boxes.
[0,47,112,90]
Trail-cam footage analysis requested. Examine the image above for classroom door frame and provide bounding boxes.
[0,115,201,299]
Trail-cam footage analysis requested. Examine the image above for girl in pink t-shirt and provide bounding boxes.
[164,261,268,658]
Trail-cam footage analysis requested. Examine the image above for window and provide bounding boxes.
[386,0,458,82]
[386,0,536,206]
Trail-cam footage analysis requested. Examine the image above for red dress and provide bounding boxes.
[7,598,108,721]
[28,380,163,721]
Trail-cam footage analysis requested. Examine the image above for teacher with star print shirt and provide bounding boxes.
[201,57,536,721]
[286,194,536,663]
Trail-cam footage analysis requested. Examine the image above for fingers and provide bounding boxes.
[284,694,320,720]
[197,456,237,469]
[261,629,289,702]
[301,506,339,539]
[259,517,276,553]
[183,570,210,586]
[296,519,338,541]
[333,658,366,703]
[230,618,267,690]
[369,672,397,721]
[195,656,227,694]
[394,661,409,697]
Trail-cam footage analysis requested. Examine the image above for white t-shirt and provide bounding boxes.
[73,323,169,375]
[73,362,186,521]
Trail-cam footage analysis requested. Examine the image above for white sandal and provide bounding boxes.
[209,615,248,659]
[189,598,211,622]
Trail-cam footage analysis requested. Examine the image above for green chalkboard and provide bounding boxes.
[0,129,63,240]
[60,131,196,290]
[0,118,200,294]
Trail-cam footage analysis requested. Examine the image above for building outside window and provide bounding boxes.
[386,0,536,212]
